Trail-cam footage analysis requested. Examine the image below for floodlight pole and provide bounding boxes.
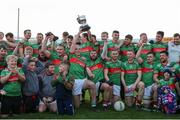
[17,8,20,40]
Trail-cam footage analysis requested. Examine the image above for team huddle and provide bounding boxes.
[0,29,180,117]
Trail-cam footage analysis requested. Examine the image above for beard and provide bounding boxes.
[91,56,97,61]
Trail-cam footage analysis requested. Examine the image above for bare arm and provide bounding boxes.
[86,67,94,78]
[19,46,24,58]
[116,39,124,49]
[153,73,159,84]
[17,71,25,82]
[135,43,145,59]
[101,40,108,60]
[121,71,127,87]
[134,70,142,86]
[41,36,51,58]
[5,41,17,47]
[104,68,109,81]
[12,43,21,56]
[51,40,56,51]
[87,30,92,42]
[70,31,82,53]
[0,72,12,84]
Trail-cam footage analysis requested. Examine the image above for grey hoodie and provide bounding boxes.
[22,57,44,96]
[38,70,55,98]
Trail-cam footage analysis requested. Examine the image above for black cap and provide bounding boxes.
[163,68,172,76]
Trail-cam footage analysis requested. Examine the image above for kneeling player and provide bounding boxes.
[121,50,144,110]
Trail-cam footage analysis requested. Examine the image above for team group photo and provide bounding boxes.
[0,0,180,119]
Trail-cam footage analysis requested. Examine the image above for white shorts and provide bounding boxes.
[143,84,153,99]
[72,78,86,95]
[125,84,135,97]
[113,85,121,96]
[95,82,101,96]
[39,100,56,106]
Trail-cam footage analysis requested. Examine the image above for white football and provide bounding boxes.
[114,101,125,111]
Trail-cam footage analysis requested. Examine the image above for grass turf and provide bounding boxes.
[7,101,180,119]
[9,105,180,119]
[4,91,180,119]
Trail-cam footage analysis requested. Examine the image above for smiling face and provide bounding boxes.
[147,53,154,63]
[101,33,108,41]
[0,48,7,58]
[127,51,135,61]
[28,61,36,71]
[160,52,168,63]
[140,34,148,43]
[90,50,97,60]
[66,37,73,46]
[111,50,119,61]
[124,37,132,45]
[75,45,81,56]
[7,58,17,69]
[112,32,119,41]
[156,34,163,43]
[0,32,4,40]
[24,30,31,40]
[56,45,65,56]
[174,36,180,45]
[47,65,55,74]
[36,34,44,44]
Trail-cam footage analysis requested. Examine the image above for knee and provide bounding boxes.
[87,81,96,89]
[50,107,57,113]
[101,83,110,91]
[38,107,45,113]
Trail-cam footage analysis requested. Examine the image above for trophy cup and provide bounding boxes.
[77,15,91,32]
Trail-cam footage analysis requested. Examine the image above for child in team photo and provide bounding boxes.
[51,62,74,115]
[0,55,25,118]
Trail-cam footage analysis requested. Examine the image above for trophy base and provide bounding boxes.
[80,25,91,32]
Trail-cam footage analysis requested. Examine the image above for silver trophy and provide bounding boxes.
[77,15,91,32]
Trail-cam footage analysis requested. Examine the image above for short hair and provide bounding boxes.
[112,30,119,34]
[90,50,97,53]
[37,33,43,36]
[45,62,55,68]
[0,45,7,50]
[147,52,154,56]
[67,35,73,40]
[173,33,180,38]
[140,33,147,37]
[24,29,31,34]
[82,33,89,41]
[125,34,133,40]
[5,32,14,38]
[157,31,164,38]
[57,44,65,50]
[0,32,4,36]
[60,62,70,70]
[91,34,96,39]
[62,31,69,37]
[28,60,36,64]
[6,55,18,62]
[101,31,108,35]
[25,46,33,52]
[160,51,168,56]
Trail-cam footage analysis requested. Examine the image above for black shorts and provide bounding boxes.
[23,95,40,113]
[1,95,22,114]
